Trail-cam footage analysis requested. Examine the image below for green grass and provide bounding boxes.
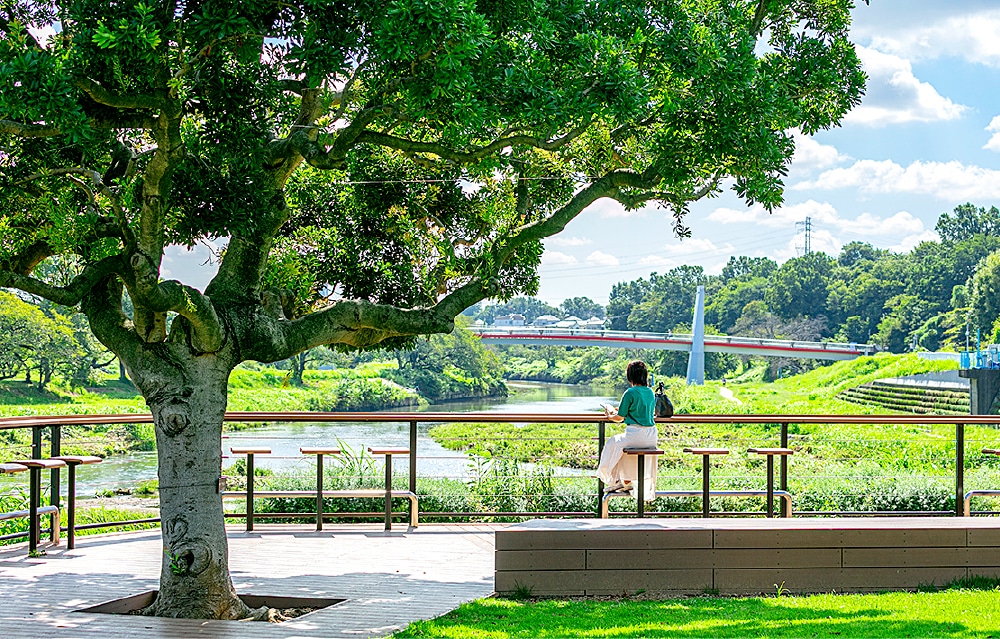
[395,587,1000,638]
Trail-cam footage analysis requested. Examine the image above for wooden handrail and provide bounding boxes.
[0,411,995,430]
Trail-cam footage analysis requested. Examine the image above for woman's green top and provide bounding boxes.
[618,385,656,426]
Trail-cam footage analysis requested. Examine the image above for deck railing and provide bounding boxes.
[2,411,1000,544]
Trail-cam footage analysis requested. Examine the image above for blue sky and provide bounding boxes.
[159,2,1000,307]
[534,1,1000,305]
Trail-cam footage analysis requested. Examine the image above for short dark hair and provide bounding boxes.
[626,360,648,386]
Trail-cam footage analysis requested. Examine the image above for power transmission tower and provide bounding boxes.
[795,217,812,256]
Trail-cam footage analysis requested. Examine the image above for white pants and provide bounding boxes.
[596,425,659,501]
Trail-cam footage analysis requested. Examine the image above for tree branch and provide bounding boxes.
[74,77,166,111]
[0,119,61,137]
[357,117,592,164]
[1,114,156,139]
[127,253,224,353]
[0,255,125,307]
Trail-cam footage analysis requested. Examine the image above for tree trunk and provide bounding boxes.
[290,351,306,386]
[130,351,256,619]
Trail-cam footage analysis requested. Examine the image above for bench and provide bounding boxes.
[964,448,1000,516]
[600,447,793,518]
[50,455,103,549]
[3,459,64,552]
[226,446,419,532]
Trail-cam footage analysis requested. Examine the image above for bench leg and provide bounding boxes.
[29,466,39,554]
[766,456,774,518]
[67,463,76,550]
[636,455,645,518]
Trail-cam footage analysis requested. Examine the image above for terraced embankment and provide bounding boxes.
[838,379,970,415]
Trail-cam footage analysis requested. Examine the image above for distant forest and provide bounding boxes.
[470,203,1000,356]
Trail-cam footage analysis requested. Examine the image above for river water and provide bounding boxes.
[69,382,618,496]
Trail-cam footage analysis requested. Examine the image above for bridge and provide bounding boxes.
[469,327,877,361]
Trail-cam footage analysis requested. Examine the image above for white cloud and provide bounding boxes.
[984,115,1000,152]
[790,131,849,171]
[161,243,219,291]
[26,25,56,48]
[843,47,968,126]
[637,239,734,272]
[547,236,593,247]
[890,230,940,253]
[794,159,1000,201]
[541,251,578,266]
[589,199,642,219]
[707,200,839,229]
[586,251,620,267]
[707,200,930,249]
[855,7,1000,67]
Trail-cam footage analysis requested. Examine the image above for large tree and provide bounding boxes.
[0,0,864,619]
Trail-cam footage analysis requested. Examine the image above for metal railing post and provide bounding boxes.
[956,422,965,517]
[30,426,43,550]
[596,421,606,517]
[246,452,255,532]
[409,421,417,526]
[780,423,789,518]
[49,425,61,541]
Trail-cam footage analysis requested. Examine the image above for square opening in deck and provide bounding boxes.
[77,590,345,621]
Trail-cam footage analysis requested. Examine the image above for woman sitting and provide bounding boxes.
[597,360,658,501]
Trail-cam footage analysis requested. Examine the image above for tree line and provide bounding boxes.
[606,203,1000,357]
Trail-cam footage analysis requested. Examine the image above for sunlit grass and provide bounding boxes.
[396,588,1000,638]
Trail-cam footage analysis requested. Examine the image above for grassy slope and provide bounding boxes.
[395,587,1000,638]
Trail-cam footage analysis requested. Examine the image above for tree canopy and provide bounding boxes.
[0,0,866,619]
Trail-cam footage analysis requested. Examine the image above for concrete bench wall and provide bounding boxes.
[495,518,1000,596]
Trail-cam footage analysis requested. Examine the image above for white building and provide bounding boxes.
[533,315,559,327]
[495,314,526,327]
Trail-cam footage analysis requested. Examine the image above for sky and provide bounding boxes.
[532,0,1000,305]
[160,1,1000,307]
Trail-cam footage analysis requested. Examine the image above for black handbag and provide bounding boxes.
[654,382,674,418]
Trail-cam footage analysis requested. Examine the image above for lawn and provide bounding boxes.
[396,587,1000,638]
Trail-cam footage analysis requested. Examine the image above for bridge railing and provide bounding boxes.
[470,327,877,355]
[2,412,998,541]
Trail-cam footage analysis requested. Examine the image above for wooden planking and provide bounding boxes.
[715,567,968,593]
[967,527,1000,546]
[495,517,1000,596]
[1,523,501,639]
[844,546,1000,568]
[496,569,714,595]
[496,529,712,551]
[585,548,842,570]
[495,550,586,571]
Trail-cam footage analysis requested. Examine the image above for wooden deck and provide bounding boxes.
[0,523,500,638]
[496,517,1000,596]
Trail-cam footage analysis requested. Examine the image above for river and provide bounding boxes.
[69,382,618,496]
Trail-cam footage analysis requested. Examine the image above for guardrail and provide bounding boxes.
[2,411,999,547]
